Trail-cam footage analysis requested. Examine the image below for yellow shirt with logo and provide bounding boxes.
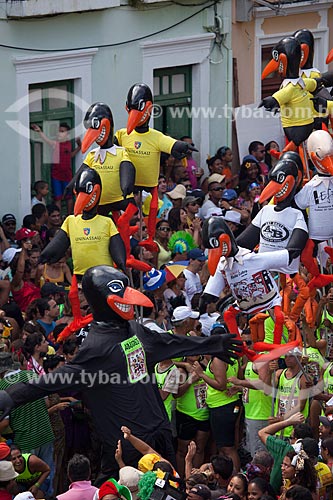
[61,214,118,275]
[273,78,316,128]
[83,146,133,205]
[115,128,176,187]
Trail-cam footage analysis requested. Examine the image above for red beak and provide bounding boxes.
[107,287,153,320]
[259,180,281,203]
[74,186,101,216]
[327,48,333,64]
[126,102,153,135]
[300,43,309,68]
[262,59,279,80]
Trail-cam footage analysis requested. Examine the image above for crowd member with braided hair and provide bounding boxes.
[280,449,317,500]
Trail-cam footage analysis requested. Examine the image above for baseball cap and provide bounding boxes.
[2,247,21,264]
[0,442,10,460]
[171,306,200,322]
[118,466,143,493]
[188,248,207,261]
[167,184,186,200]
[14,493,35,500]
[138,453,161,473]
[223,211,241,224]
[286,346,302,357]
[2,214,16,225]
[205,207,223,218]
[207,174,226,185]
[40,282,65,297]
[242,154,260,166]
[15,228,38,241]
[222,189,238,201]
[0,461,18,481]
[189,484,211,500]
[319,415,333,429]
[182,196,201,208]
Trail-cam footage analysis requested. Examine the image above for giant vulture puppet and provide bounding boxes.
[115,83,197,252]
[0,265,241,484]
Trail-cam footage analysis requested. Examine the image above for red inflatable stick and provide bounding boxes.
[252,340,300,364]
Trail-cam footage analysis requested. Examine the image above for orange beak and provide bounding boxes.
[326,48,333,64]
[300,43,309,68]
[107,287,153,320]
[74,186,101,216]
[208,248,222,276]
[262,59,279,80]
[310,151,333,176]
[81,118,111,153]
[259,180,281,203]
[126,101,153,135]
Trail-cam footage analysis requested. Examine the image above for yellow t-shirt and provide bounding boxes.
[273,78,316,127]
[83,146,133,205]
[61,214,118,275]
[115,128,176,187]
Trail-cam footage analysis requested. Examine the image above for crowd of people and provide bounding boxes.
[0,133,333,500]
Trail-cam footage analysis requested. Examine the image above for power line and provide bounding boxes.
[0,1,217,52]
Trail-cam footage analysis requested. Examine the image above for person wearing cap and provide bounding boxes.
[4,241,41,313]
[166,184,187,209]
[222,211,243,237]
[220,189,249,225]
[96,477,132,500]
[163,269,191,313]
[268,348,311,439]
[15,229,39,250]
[0,460,18,499]
[198,174,226,220]
[182,196,202,246]
[1,214,18,249]
[319,416,333,443]
[118,466,143,500]
[170,306,200,337]
[188,483,211,500]
[184,249,206,302]
[57,453,98,500]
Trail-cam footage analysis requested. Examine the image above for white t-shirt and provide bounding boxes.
[163,288,191,311]
[198,200,222,220]
[251,204,307,274]
[204,247,289,314]
[295,175,333,240]
[199,312,220,336]
[184,269,202,302]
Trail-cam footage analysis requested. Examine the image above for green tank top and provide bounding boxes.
[205,359,239,408]
[154,364,176,421]
[323,362,333,394]
[304,346,325,385]
[243,362,272,421]
[318,310,333,358]
[275,368,309,437]
[264,316,288,344]
[176,376,209,421]
[16,453,42,484]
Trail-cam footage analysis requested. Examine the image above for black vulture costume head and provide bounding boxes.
[202,217,239,275]
[293,29,314,70]
[259,151,303,207]
[74,167,101,217]
[262,37,301,80]
[126,83,153,134]
[81,102,114,153]
[82,266,153,322]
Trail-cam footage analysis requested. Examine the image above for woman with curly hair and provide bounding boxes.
[23,331,49,376]
[280,449,317,500]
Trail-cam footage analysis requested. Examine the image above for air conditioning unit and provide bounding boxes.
[236,0,253,22]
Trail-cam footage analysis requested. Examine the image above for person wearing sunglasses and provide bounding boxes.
[152,221,172,269]
[198,174,226,220]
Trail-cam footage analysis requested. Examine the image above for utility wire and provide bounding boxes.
[0,1,217,52]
